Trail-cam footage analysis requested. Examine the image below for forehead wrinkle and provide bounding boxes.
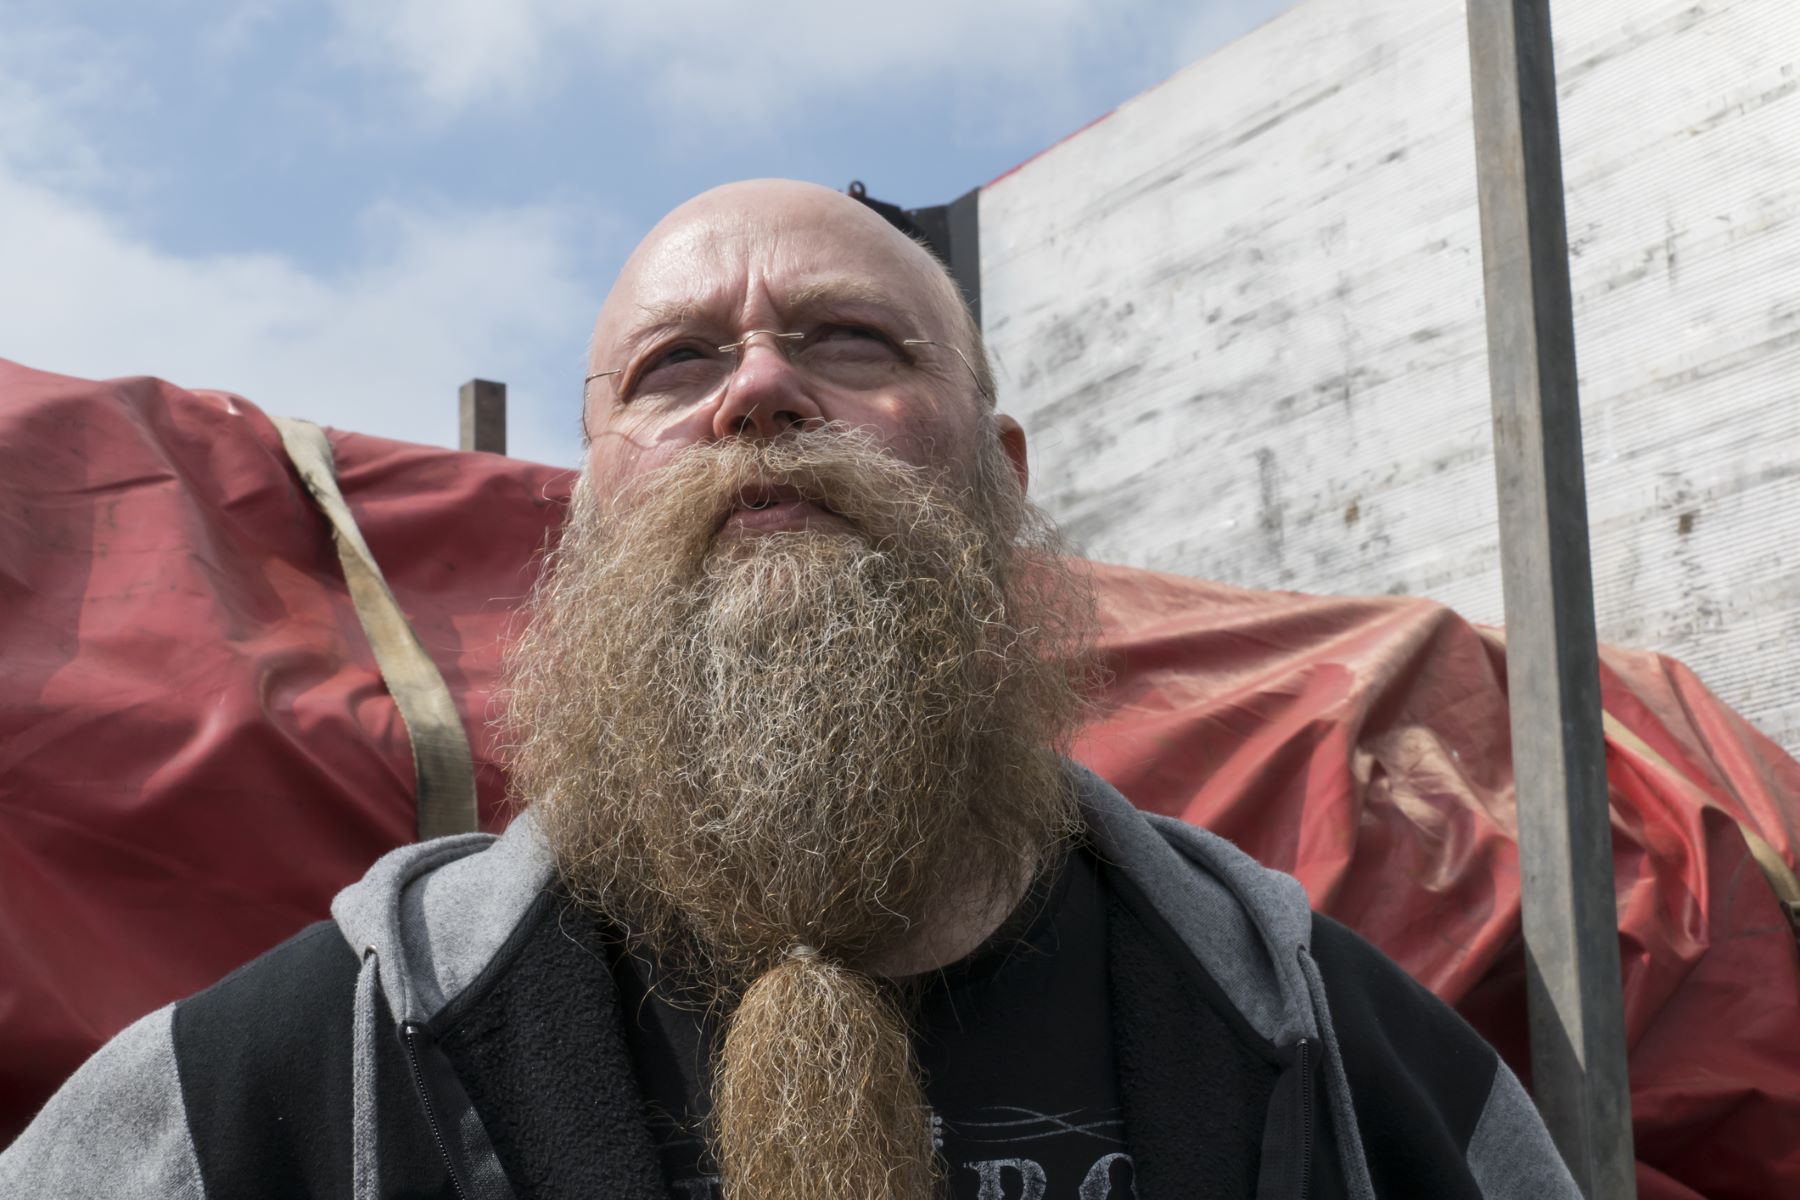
[777,277,916,325]
[615,274,930,358]
[609,295,730,364]
[637,295,712,325]
[632,295,719,336]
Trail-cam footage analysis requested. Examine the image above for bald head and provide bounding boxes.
[578,178,1021,500]
[591,180,977,383]
[597,181,962,345]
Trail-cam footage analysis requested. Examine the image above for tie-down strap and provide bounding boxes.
[272,415,479,841]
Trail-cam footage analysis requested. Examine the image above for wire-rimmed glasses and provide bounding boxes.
[584,325,990,412]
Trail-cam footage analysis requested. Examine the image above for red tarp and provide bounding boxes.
[3,359,1797,1195]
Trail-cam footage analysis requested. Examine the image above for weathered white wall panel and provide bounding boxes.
[982,0,1800,755]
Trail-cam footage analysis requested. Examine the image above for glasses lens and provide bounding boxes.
[627,345,732,407]
[792,327,910,390]
[616,328,917,405]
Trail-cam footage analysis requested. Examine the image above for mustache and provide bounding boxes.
[610,425,994,557]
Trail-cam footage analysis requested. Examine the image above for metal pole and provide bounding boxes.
[1464,1,1635,1195]
[459,379,507,455]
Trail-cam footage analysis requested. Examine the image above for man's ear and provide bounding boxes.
[995,414,1029,493]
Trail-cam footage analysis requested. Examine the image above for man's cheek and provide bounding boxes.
[585,405,702,483]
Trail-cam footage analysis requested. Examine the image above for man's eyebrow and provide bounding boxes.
[612,277,917,360]
[777,277,910,318]
[632,279,908,329]
[619,298,717,351]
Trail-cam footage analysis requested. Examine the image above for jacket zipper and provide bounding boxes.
[403,1022,469,1200]
[1297,1036,1315,1198]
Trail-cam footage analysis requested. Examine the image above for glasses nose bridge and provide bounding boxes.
[722,327,803,366]
[711,327,808,396]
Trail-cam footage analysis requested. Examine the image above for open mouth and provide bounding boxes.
[738,482,807,511]
[720,481,844,532]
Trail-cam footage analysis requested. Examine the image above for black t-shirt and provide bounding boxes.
[612,847,1133,1199]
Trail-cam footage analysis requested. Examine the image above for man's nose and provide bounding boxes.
[708,337,824,441]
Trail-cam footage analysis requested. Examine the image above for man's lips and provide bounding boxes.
[719,482,844,533]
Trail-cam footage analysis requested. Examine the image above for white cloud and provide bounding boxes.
[0,10,610,466]
[200,0,296,60]
[0,161,601,464]
[0,11,603,465]
[328,0,1117,129]
[328,0,558,112]
[0,18,135,192]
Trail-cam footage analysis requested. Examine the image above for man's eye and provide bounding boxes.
[647,343,709,369]
[623,342,726,403]
[805,325,904,362]
[815,323,887,343]
[637,343,719,383]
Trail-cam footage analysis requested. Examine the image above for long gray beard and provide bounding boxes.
[503,427,1091,993]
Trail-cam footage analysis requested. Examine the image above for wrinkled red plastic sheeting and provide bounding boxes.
[3,360,1797,1195]
[1076,566,1800,1197]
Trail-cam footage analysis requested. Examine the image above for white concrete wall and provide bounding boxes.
[981,0,1800,755]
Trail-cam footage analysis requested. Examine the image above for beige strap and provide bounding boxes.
[272,416,479,840]
[1742,824,1800,945]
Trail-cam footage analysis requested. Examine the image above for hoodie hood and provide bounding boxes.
[331,815,551,1028]
[328,767,1319,1039]
[1075,763,1377,1198]
[1075,764,1319,1047]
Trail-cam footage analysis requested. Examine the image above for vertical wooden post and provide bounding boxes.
[1465,1,1635,1195]
[459,379,507,455]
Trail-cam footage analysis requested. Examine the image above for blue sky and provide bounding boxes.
[2,0,1295,465]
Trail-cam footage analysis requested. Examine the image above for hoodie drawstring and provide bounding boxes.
[353,945,382,1200]
[1297,946,1377,1200]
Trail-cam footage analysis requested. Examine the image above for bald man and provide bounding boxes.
[2,181,1577,1200]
